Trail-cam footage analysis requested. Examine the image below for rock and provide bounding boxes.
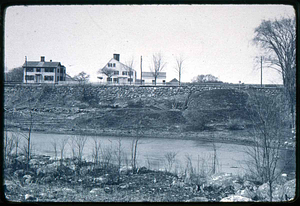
[119,183,129,189]
[257,183,271,200]
[14,169,24,178]
[25,194,36,201]
[29,159,40,165]
[104,186,113,194]
[41,175,53,183]
[137,167,149,174]
[16,155,27,162]
[220,195,252,202]
[185,196,208,202]
[283,179,296,201]
[119,166,132,175]
[206,173,235,189]
[94,176,109,184]
[271,179,296,201]
[90,188,103,195]
[62,188,77,194]
[243,180,256,189]
[23,175,32,184]
[235,187,256,199]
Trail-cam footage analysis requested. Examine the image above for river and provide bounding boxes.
[6,131,295,176]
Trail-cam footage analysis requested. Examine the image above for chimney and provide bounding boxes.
[41,56,45,62]
[113,54,120,61]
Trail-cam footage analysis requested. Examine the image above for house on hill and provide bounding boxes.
[98,54,137,84]
[22,56,66,83]
[141,71,166,85]
[167,78,179,86]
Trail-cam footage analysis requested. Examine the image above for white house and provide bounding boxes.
[98,54,137,84]
[22,56,66,84]
[141,71,166,85]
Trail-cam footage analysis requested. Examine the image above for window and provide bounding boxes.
[128,71,133,76]
[152,80,155,83]
[25,75,34,80]
[60,68,64,73]
[45,68,54,72]
[57,68,59,73]
[114,71,119,75]
[113,63,116,67]
[107,77,112,82]
[44,76,54,81]
[163,80,166,83]
[108,63,112,67]
[122,71,127,75]
[57,76,59,81]
[128,78,133,82]
[60,76,64,81]
[36,68,41,72]
[113,78,118,83]
[26,68,34,72]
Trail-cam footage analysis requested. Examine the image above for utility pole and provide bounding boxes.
[25,56,27,84]
[261,56,263,87]
[140,56,143,85]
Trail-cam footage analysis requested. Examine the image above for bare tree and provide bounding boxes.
[174,55,185,86]
[150,52,166,85]
[92,137,101,166]
[164,152,178,172]
[51,139,58,161]
[114,137,123,182]
[73,71,90,84]
[71,135,88,164]
[98,66,116,83]
[245,91,291,201]
[58,137,69,166]
[123,58,135,85]
[253,17,296,128]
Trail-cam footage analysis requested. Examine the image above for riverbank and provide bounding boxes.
[4,154,296,202]
[6,125,255,147]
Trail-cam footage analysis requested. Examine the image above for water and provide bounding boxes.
[6,131,295,176]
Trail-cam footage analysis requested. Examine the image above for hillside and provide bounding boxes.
[4,84,283,143]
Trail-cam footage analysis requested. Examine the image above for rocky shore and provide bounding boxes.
[4,154,295,202]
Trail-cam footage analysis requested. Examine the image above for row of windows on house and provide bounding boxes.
[106,77,134,82]
[108,63,116,67]
[25,75,65,81]
[25,68,65,73]
[112,71,134,76]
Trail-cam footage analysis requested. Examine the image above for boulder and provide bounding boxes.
[206,173,235,189]
[271,179,296,201]
[25,194,36,201]
[119,166,132,175]
[235,187,256,199]
[90,188,103,195]
[220,195,252,202]
[137,166,149,174]
[94,175,109,184]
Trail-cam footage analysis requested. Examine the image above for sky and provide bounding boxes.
[4,4,295,84]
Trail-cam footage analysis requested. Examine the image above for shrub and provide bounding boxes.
[183,109,207,131]
[227,118,245,130]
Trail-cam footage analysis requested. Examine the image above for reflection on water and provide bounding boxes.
[6,132,295,176]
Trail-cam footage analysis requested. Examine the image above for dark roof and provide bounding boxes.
[142,72,166,78]
[169,78,179,83]
[23,61,61,68]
